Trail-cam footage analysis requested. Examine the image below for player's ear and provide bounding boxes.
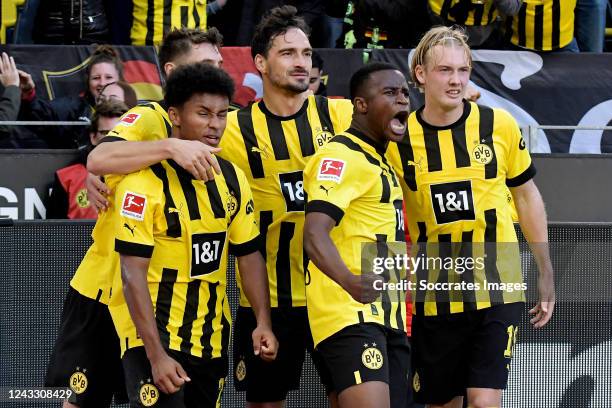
[353,96,367,114]
[414,64,426,87]
[168,106,181,128]
[164,62,176,78]
[254,54,267,75]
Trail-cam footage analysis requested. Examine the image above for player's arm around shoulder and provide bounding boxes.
[88,104,221,181]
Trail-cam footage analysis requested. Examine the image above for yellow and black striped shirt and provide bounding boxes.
[387,100,534,316]
[304,129,407,347]
[505,0,576,51]
[219,95,353,308]
[131,0,207,46]
[110,157,260,359]
[430,0,500,27]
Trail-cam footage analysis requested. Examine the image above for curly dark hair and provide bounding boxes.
[349,62,402,101]
[250,5,310,59]
[164,63,234,108]
[87,45,124,88]
[159,27,223,70]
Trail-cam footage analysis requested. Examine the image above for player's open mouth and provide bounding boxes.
[203,135,220,144]
[447,89,462,97]
[390,111,408,136]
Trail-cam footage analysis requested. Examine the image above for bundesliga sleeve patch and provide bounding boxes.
[119,113,141,126]
[317,159,346,183]
[121,191,147,221]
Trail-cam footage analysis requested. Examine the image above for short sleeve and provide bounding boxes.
[102,105,168,143]
[304,144,362,225]
[329,98,354,134]
[114,170,163,258]
[227,168,261,257]
[501,109,536,187]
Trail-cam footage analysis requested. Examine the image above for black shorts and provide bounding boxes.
[316,323,411,407]
[122,347,227,408]
[45,287,127,407]
[411,302,523,405]
[232,306,331,402]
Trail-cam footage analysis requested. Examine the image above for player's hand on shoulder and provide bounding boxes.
[169,138,222,181]
[343,273,379,304]
[86,172,110,212]
[150,352,191,394]
[252,325,278,362]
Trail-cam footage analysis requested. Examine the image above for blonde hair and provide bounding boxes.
[410,26,472,89]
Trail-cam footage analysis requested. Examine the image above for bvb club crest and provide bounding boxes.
[315,128,334,147]
[76,189,90,208]
[413,371,421,392]
[361,345,384,370]
[139,382,159,406]
[236,359,246,382]
[472,143,494,165]
[69,368,88,394]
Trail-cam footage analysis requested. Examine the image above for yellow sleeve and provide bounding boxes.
[217,110,242,164]
[114,170,163,258]
[304,143,362,225]
[500,109,536,187]
[104,104,169,143]
[328,98,354,134]
[228,167,261,256]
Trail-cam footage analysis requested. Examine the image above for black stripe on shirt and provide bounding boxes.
[163,0,172,32]
[552,0,561,49]
[534,4,544,51]
[200,282,219,358]
[478,105,497,179]
[460,230,477,312]
[178,280,202,354]
[168,160,201,221]
[518,2,527,47]
[484,209,503,305]
[205,179,226,219]
[145,0,155,45]
[451,121,471,168]
[180,5,188,27]
[156,268,178,346]
[219,158,241,221]
[435,234,451,315]
[151,163,182,238]
[397,135,417,191]
[473,3,485,26]
[295,112,315,157]
[259,211,273,262]
[314,96,335,134]
[376,234,392,328]
[424,127,443,172]
[415,222,428,316]
[192,0,201,26]
[276,222,295,308]
[266,116,290,160]
[238,106,265,179]
[115,239,154,258]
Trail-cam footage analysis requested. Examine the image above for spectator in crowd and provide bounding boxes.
[574,0,607,52]
[105,0,226,45]
[18,44,124,149]
[427,0,522,47]
[97,81,138,108]
[340,0,430,49]
[0,53,21,142]
[46,99,128,220]
[309,51,327,96]
[504,0,579,52]
[32,0,110,44]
